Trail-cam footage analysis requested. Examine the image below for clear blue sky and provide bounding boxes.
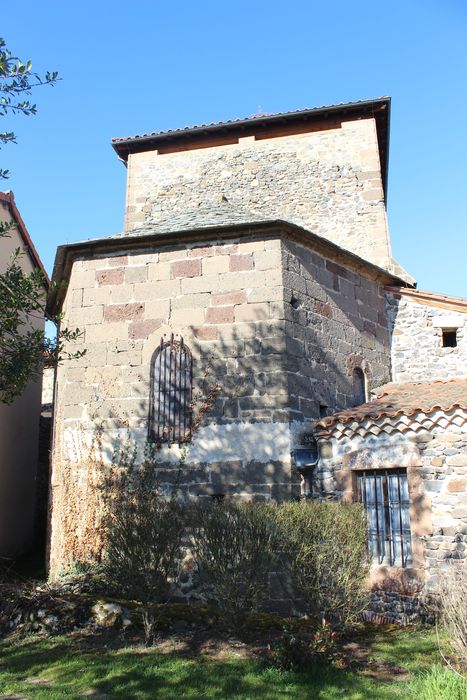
[2,0,466,297]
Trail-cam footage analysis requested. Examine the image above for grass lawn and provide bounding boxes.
[0,627,464,699]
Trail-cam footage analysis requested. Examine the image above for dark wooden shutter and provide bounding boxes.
[149,335,192,444]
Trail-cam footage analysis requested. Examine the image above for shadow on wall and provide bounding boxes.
[59,256,392,469]
[283,238,392,410]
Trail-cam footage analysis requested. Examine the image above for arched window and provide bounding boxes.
[352,367,367,406]
[149,335,192,444]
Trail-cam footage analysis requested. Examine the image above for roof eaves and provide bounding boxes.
[315,379,467,438]
[47,215,408,317]
[112,97,389,146]
[0,191,49,287]
[111,97,391,199]
[385,285,467,312]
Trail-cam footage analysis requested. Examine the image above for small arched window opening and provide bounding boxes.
[149,334,192,445]
[352,367,367,406]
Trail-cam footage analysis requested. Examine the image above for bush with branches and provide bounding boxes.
[276,501,369,628]
[101,451,187,644]
[436,562,467,676]
[189,501,280,633]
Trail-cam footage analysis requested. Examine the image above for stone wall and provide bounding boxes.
[281,238,391,429]
[55,234,287,442]
[53,236,295,469]
[41,367,55,407]
[54,232,392,461]
[49,229,394,575]
[315,407,467,619]
[50,233,294,575]
[124,118,391,270]
[387,292,467,382]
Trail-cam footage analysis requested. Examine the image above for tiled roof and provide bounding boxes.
[116,202,269,239]
[316,379,467,437]
[112,97,389,145]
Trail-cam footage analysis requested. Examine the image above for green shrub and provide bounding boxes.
[101,461,186,643]
[276,501,369,628]
[268,620,338,671]
[189,501,280,633]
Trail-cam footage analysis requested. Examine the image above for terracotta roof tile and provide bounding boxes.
[316,378,467,435]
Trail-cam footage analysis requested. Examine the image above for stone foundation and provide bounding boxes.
[365,589,436,625]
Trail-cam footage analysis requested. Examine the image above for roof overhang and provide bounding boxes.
[111,98,391,200]
[385,286,467,312]
[47,216,409,317]
[0,190,49,288]
[315,378,467,440]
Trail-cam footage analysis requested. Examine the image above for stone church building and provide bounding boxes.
[47,98,466,618]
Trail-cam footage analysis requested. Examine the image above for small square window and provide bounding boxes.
[442,329,457,348]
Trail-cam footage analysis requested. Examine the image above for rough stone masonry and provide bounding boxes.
[124,118,392,271]
[48,221,401,576]
[47,100,409,579]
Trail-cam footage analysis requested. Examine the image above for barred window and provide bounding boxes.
[356,469,412,567]
[149,335,192,444]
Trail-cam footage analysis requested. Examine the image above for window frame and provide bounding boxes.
[355,468,412,568]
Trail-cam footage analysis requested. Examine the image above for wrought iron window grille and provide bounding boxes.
[148,334,193,445]
[356,468,412,568]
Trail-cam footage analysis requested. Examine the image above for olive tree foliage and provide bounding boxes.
[0,259,84,403]
[0,38,84,404]
[0,37,59,181]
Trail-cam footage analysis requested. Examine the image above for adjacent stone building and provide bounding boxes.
[386,286,467,382]
[315,379,467,621]
[313,287,467,620]
[46,97,466,617]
